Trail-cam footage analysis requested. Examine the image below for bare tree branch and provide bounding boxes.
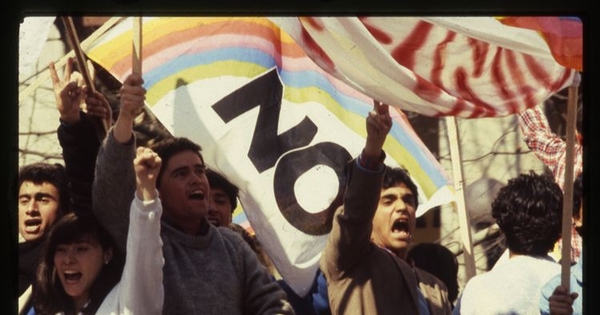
[19,130,57,136]
[18,148,62,160]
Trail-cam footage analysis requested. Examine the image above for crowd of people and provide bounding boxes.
[15,57,584,315]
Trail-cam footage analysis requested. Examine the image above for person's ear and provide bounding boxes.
[103,248,114,265]
[575,202,583,228]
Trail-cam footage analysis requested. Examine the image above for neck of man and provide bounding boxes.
[162,215,209,236]
[375,242,408,261]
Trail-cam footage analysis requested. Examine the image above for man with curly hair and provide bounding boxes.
[453,171,563,315]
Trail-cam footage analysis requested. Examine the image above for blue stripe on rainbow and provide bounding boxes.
[88,16,451,199]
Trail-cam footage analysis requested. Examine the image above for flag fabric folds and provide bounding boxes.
[496,16,583,71]
[271,16,577,118]
[86,16,454,297]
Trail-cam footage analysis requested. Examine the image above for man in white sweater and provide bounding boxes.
[453,172,563,315]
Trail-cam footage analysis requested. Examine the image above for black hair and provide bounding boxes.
[17,162,69,215]
[33,212,124,315]
[230,223,258,253]
[573,173,583,219]
[576,100,583,136]
[229,223,274,273]
[491,171,562,256]
[149,137,203,189]
[573,173,583,236]
[408,243,459,303]
[383,166,419,206]
[206,169,239,212]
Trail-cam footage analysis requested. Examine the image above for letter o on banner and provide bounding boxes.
[274,142,351,235]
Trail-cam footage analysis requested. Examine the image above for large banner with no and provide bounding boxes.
[86,16,455,296]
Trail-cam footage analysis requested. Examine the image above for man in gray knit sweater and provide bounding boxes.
[92,73,294,315]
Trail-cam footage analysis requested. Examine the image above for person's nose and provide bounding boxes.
[26,200,39,215]
[66,250,76,263]
[60,247,77,264]
[208,200,218,214]
[189,172,204,185]
[393,200,407,213]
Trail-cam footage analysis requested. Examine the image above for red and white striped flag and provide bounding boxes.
[271,16,577,118]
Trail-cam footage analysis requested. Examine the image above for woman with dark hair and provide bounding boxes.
[24,58,165,315]
[31,212,124,315]
[29,147,165,315]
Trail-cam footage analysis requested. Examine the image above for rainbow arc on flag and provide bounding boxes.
[84,15,579,296]
[87,16,453,216]
[86,16,454,296]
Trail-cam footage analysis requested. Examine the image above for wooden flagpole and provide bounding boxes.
[129,16,145,120]
[19,17,124,104]
[60,16,107,140]
[61,17,95,95]
[445,116,476,281]
[132,17,142,75]
[560,73,580,290]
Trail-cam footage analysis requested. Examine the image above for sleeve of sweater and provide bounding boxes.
[92,127,137,254]
[116,193,164,315]
[57,111,101,214]
[320,158,385,279]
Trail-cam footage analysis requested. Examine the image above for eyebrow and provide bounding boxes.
[402,194,416,206]
[381,193,395,199]
[212,192,229,199]
[381,192,414,201]
[59,239,98,247]
[170,164,205,175]
[19,192,57,200]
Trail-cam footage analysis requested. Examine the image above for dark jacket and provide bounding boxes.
[57,112,101,214]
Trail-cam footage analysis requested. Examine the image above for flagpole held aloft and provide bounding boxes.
[61,17,96,95]
[19,16,124,105]
[445,116,476,281]
[60,16,107,140]
[560,72,580,291]
[132,16,142,75]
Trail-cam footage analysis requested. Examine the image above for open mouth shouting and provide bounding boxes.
[188,189,206,202]
[391,217,411,241]
[63,270,83,283]
[24,218,42,234]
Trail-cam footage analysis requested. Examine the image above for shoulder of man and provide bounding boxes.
[216,226,251,247]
